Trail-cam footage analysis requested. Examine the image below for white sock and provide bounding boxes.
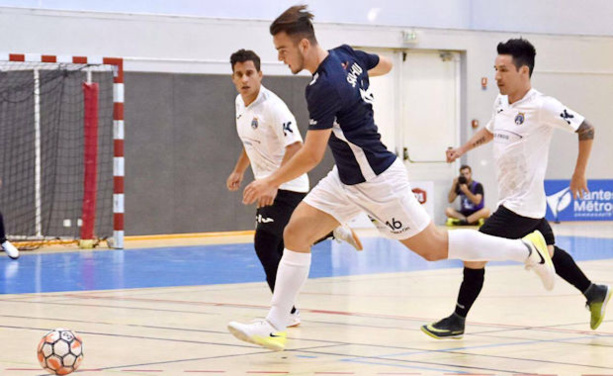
[266,249,311,331]
[448,230,530,263]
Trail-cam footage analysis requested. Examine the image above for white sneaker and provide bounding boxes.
[228,319,286,351]
[332,225,363,251]
[522,231,555,291]
[1,241,19,260]
[287,309,301,328]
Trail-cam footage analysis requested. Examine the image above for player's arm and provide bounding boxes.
[448,177,459,203]
[570,119,595,199]
[368,55,392,77]
[227,147,250,191]
[243,129,330,204]
[281,141,302,166]
[446,128,494,163]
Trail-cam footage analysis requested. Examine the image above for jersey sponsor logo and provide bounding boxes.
[256,214,274,224]
[309,119,318,126]
[282,121,294,136]
[251,117,259,129]
[359,87,375,105]
[346,62,363,88]
[497,108,504,114]
[514,112,525,125]
[237,114,243,119]
[560,109,574,124]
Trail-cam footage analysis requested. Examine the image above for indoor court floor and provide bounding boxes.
[0,223,611,375]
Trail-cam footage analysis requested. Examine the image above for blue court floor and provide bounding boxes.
[2,234,612,295]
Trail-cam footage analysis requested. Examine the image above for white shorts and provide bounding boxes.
[304,159,431,240]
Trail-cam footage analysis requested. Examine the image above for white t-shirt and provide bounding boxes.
[485,88,584,218]
[235,86,309,193]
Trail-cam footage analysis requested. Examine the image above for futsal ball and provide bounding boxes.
[37,328,84,375]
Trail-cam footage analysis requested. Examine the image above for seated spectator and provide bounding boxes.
[446,165,490,225]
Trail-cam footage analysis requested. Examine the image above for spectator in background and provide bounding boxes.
[446,165,490,226]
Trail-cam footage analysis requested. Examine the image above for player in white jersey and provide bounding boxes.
[422,38,610,340]
[227,7,558,352]
[226,49,362,328]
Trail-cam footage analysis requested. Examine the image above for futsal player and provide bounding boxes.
[422,38,609,339]
[227,49,362,327]
[227,6,555,351]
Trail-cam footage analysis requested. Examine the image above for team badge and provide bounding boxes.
[251,117,259,129]
[514,112,525,125]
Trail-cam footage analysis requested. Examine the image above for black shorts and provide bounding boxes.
[460,208,480,217]
[255,189,306,236]
[478,205,555,245]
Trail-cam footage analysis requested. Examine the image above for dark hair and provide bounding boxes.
[270,5,317,44]
[497,38,536,77]
[459,165,471,172]
[230,49,261,72]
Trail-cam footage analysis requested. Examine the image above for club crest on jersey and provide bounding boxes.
[514,112,525,125]
[251,117,259,129]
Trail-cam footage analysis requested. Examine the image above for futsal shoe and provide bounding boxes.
[287,309,301,328]
[1,241,19,260]
[585,284,611,330]
[421,313,465,339]
[522,231,555,291]
[227,320,286,351]
[333,224,363,251]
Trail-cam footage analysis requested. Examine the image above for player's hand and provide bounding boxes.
[257,188,278,208]
[226,172,243,191]
[243,178,277,205]
[570,173,589,200]
[459,184,469,193]
[446,147,462,163]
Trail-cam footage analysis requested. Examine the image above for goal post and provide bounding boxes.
[0,53,124,249]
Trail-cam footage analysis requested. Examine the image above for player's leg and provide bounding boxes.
[228,203,338,351]
[228,168,362,351]
[541,219,611,330]
[422,206,540,339]
[253,229,282,292]
[0,210,19,259]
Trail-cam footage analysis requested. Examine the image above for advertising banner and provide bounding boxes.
[545,180,613,221]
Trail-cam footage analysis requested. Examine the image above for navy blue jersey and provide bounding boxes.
[306,45,397,185]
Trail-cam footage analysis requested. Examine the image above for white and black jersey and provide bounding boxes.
[486,88,584,218]
[235,86,309,193]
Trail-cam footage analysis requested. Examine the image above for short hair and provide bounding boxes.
[270,5,317,44]
[459,165,471,172]
[497,38,536,77]
[230,49,261,72]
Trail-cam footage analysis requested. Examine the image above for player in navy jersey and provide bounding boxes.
[227,5,557,351]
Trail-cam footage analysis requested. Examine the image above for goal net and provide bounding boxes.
[0,55,124,249]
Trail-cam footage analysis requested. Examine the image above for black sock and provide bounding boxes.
[0,211,6,243]
[552,246,591,294]
[454,267,485,318]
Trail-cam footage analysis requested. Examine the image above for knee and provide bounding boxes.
[445,207,454,217]
[283,222,310,249]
